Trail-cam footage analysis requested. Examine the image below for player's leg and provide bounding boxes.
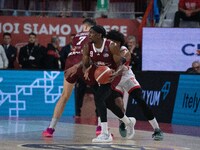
[42,78,75,137]
[129,88,163,141]
[115,97,125,113]
[92,84,113,143]
[114,94,126,137]
[116,69,163,140]
[106,90,136,139]
[74,78,87,117]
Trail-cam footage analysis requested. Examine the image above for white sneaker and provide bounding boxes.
[126,117,136,139]
[92,132,113,143]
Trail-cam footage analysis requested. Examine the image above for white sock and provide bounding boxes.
[97,117,101,126]
[101,122,108,134]
[149,118,159,130]
[120,115,130,125]
[49,118,59,129]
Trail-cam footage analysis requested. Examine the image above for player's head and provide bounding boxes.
[106,30,125,47]
[82,18,96,32]
[89,25,106,43]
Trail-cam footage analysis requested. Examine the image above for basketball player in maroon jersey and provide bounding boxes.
[42,18,96,137]
[106,30,164,141]
[82,25,136,143]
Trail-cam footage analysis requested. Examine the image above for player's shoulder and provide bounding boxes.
[75,31,89,37]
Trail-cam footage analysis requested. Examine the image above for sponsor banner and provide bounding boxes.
[126,71,179,123]
[0,16,140,49]
[172,74,200,126]
[0,70,75,117]
[142,28,200,71]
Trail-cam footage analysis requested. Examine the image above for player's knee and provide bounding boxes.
[115,98,123,108]
[61,91,70,102]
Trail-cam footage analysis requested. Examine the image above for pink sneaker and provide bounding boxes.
[42,128,55,137]
[95,126,114,138]
[96,126,101,136]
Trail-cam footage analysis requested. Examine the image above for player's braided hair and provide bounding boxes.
[106,30,125,46]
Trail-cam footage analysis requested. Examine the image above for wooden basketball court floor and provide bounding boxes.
[0,116,199,150]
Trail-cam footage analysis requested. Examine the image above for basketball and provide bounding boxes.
[94,66,112,84]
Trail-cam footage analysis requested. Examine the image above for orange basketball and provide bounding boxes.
[94,66,112,84]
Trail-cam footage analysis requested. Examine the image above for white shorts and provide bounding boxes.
[112,69,141,94]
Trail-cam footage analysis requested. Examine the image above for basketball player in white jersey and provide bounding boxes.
[106,30,164,141]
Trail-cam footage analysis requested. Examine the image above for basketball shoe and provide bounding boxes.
[152,128,163,141]
[119,120,126,137]
[42,128,55,137]
[92,132,113,143]
[96,126,101,136]
[125,117,136,139]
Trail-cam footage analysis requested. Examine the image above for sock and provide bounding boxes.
[120,115,130,125]
[101,122,108,134]
[149,118,159,130]
[97,117,101,126]
[49,118,59,129]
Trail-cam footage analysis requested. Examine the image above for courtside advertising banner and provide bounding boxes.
[126,71,179,123]
[172,75,200,126]
[142,28,200,71]
[0,70,75,117]
[0,16,139,49]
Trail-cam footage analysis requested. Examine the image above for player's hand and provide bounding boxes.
[108,69,116,82]
[65,64,79,78]
[83,65,92,81]
[108,65,128,82]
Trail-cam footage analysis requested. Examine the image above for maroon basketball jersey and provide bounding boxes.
[88,39,117,70]
[65,31,89,70]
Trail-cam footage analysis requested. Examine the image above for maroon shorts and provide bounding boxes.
[65,54,82,70]
[64,65,97,85]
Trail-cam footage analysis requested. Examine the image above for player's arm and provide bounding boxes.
[82,43,90,68]
[82,43,92,80]
[121,46,131,66]
[109,42,128,80]
[65,61,82,78]
[109,42,122,67]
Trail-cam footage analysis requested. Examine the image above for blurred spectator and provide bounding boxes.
[0,0,4,9]
[13,0,30,16]
[0,45,8,69]
[35,0,49,16]
[57,8,72,18]
[127,35,142,72]
[1,32,17,69]
[45,36,62,70]
[174,0,200,27]
[59,34,75,69]
[18,32,46,69]
[186,60,200,73]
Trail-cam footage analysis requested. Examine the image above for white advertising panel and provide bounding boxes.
[142,28,200,71]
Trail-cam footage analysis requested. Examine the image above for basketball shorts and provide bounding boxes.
[112,69,141,94]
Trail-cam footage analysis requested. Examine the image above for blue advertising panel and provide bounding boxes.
[172,75,200,126]
[0,70,75,117]
[126,72,179,123]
